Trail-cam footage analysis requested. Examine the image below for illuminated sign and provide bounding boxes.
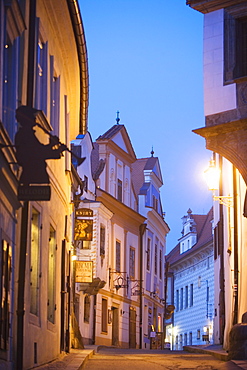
[75,261,93,283]
[75,208,93,217]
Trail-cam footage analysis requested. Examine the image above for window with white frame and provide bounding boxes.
[100,225,106,258]
[147,238,150,271]
[35,36,48,114]
[180,288,183,310]
[50,55,60,136]
[190,283,193,307]
[185,285,188,308]
[30,208,41,316]
[101,298,107,333]
[154,244,157,275]
[116,240,121,272]
[47,225,56,323]
[129,247,135,279]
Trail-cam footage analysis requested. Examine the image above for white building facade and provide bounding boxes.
[167,208,214,349]
[72,123,169,349]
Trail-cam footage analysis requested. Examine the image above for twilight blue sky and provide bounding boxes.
[79,1,213,253]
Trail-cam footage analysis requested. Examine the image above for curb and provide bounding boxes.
[183,345,229,362]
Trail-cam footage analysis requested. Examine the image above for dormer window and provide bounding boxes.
[153,195,158,211]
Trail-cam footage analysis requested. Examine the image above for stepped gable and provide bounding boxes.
[166,207,213,265]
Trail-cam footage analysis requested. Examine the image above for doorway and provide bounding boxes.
[129,307,136,348]
[112,306,119,346]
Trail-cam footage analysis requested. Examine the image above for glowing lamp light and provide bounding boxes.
[204,159,220,191]
[71,254,77,262]
[204,159,233,207]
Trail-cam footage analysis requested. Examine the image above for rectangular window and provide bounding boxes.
[185,285,188,308]
[184,333,187,346]
[190,284,193,307]
[0,240,11,350]
[100,225,105,257]
[154,244,157,275]
[176,290,179,311]
[189,332,193,345]
[224,11,247,83]
[47,226,56,323]
[235,17,247,79]
[50,55,60,136]
[35,37,48,114]
[159,249,162,279]
[117,179,122,202]
[147,239,150,271]
[2,34,18,141]
[197,329,200,340]
[101,298,107,333]
[84,295,90,323]
[180,288,183,310]
[129,247,135,279]
[116,241,121,272]
[179,334,183,350]
[157,314,162,333]
[30,208,41,316]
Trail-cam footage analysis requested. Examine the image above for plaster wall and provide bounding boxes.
[204,9,236,115]
[173,252,214,349]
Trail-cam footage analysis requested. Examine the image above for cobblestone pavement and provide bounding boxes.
[82,347,245,370]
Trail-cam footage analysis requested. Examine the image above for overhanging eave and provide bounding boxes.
[193,119,247,186]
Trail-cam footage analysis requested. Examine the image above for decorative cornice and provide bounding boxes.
[187,0,246,13]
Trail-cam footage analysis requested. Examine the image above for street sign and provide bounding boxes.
[18,185,51,201]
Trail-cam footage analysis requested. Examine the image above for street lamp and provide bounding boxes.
[204,159,232,207]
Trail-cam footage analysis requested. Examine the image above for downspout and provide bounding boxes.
[16,1,36,368]
[66,0,89,135]
[233,166,238,325]
[139,224,146,349]
[218,154,225,344]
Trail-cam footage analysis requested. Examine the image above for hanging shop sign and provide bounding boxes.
[75,261,93,283]
[74,218,93,241]
[74,208,93,241]
[75,208,93,217]
[14,105,84,201]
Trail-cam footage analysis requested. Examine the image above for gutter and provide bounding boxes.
[66,0,89,135]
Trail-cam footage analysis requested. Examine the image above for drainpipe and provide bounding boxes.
[233,166,238,325]
[218,155,225,344]
[16,1,36,368]
[139,224,146,349]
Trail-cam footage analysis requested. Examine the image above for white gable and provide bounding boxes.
[112,131,128,152]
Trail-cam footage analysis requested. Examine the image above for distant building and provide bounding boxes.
[166,208,214,349]
[132,155,169,349]
[72,120,169,349]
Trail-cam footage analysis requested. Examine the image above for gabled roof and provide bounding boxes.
[131,156,163,197]
[166,207,213,265]
[96,124,123,141]
[96,124,136,159]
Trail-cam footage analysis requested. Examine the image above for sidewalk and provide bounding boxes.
[184,344,247,369]
[34,346,97,369]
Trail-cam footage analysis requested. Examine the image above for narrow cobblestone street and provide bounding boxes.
[82,347,237,370]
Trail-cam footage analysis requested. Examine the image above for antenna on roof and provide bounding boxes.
[151,146,154,157]
[116,111,120,124]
